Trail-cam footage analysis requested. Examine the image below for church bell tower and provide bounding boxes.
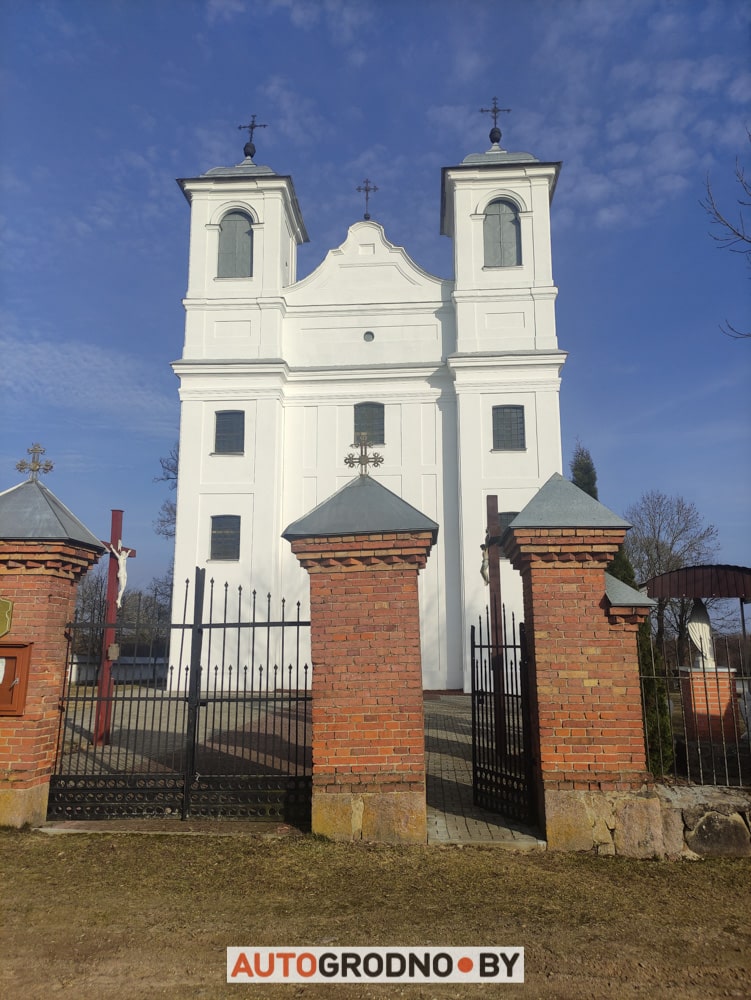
[442,102,567,657]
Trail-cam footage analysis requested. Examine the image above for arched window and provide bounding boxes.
[483,199,521,268]
[218,211,253,278]
[354,402,385,445]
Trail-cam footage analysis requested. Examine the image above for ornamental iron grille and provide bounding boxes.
[48,568,312,823]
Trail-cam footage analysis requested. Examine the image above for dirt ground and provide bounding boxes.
[2,825,750,999]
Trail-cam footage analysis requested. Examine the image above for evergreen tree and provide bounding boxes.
[569,442,637,586]
[569,441,598,499]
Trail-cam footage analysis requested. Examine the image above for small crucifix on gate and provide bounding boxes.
[480,96,511,146]
[344,433,383,476]
[356,178,378,220]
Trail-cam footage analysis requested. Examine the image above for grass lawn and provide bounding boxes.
[2,826,749,999]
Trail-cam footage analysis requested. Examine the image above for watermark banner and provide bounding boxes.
[227,946,524,984]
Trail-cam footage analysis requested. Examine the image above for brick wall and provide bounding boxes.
[289,531,433,842]
[503,527,651,795]
[0,540,100,824]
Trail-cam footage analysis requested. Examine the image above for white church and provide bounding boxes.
[170,116,566,691]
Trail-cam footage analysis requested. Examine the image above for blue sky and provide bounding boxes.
[1,0,749,589]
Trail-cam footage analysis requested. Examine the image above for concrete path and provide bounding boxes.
[424,693,545,850]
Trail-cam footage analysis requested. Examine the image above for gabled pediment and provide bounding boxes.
[288,221,450,305]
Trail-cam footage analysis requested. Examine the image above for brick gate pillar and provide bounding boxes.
[502,474,655,853]
[284,475,438,843]
[0,477,103,826]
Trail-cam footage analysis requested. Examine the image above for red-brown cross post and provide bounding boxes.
[92,510,136,746]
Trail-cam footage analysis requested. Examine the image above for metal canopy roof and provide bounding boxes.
[643,565,751,602]
[282,475,439,543]
[0,479,104,551]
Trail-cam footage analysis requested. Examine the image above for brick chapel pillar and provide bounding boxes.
[502,474,655,853]
[0,468,103,827]
[284,472,438,843]
[0,540,101,826]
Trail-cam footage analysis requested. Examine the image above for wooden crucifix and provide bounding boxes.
[92,510,136,747]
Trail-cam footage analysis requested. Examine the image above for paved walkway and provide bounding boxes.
[424,693,544,850]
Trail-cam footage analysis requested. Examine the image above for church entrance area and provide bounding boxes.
[469,603,537,827]
[424,689,539,846]
[47,570,312,826]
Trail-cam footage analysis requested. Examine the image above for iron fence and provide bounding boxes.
[49,570,312,822]
[639,632,750,787]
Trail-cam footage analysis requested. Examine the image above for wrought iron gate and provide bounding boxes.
[48,569,312,824]
[470,604,536,826]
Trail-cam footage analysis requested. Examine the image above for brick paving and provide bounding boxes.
[424,693,545,850]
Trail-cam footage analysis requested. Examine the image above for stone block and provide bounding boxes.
[685,811,751,857]
[0,782,49,828]
[659,802,687,859]
[312,791,364,842]
[312,789,426,844]
[361,791,426,845]
[613,793,663,859]
[544,790,597,852]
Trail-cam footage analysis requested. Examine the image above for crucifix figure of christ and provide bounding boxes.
[344,432,384,476]
[480,96,512,145]
[92,510,136,746]
[106,539,134,609]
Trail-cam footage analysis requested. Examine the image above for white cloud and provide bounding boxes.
[258,76,331,147]
[0,323,176,437]
[206,0,246,24]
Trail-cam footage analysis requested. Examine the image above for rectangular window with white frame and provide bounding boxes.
[214,410,245,454]
[210,515,241,560]
[492,405,526,451]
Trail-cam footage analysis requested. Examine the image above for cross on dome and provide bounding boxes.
[480,97,512,146]
[16,443,54,481]
[238,114,268,160]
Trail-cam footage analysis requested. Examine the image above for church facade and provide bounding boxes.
[170,129,566,690]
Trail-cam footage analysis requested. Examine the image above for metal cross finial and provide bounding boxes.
[356,178,378,220]
[480,97,511,145]
[16,443,54,481]
[344,433,384,476]
[238,114,268,159]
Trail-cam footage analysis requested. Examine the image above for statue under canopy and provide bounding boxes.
[687,598,716,670]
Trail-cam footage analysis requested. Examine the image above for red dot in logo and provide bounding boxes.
[457,957,474,973]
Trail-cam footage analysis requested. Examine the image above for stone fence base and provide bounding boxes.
[545,784,751,859]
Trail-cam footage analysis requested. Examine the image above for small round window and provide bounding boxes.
[363,331,375,342]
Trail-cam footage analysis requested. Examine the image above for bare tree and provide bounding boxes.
[623,491,720,651]
[154,443,179,539]
[701,130,751,339]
